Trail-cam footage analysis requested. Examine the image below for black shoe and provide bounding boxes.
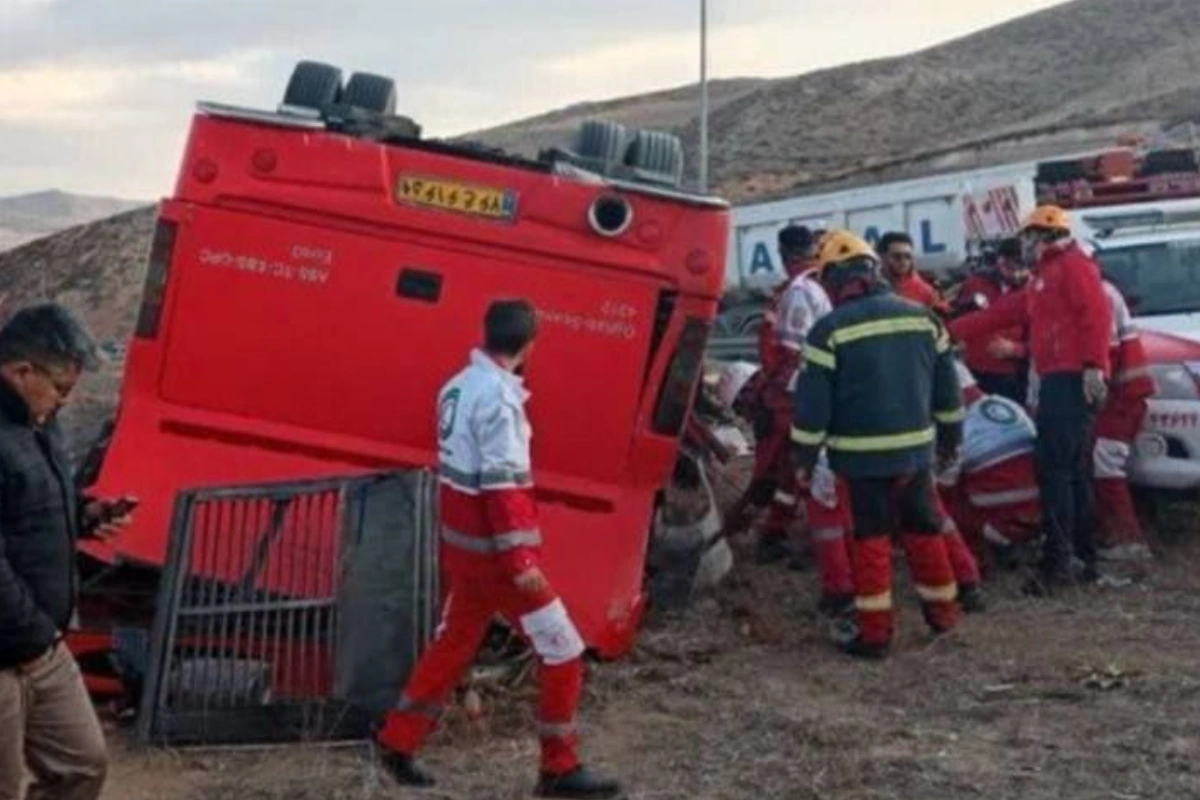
[840,636,890,660]
[535,765,622,799]
[379,751,436,788]
[817,593,855,618]
[755,535,790,565]
[959,584,986,614]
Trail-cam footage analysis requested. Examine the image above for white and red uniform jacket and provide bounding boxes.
[1094,281,1156,474]
[775,268,834,390]
[437,350,541,578]
[940,366,1040,547]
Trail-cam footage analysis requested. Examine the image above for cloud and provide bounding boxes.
[0,0,1073,197]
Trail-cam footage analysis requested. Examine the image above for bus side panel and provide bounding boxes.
[156,207,665,486]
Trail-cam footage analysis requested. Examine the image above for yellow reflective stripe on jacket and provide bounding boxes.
[934,406,966,424]
[935,328,951,354]
[791,427,826,446]
[804,343,837,370]
[855,591,893,612]
[828,316,938,347]
[827,427,935,452]
[915,583,958,603]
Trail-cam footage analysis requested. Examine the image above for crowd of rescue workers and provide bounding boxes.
[0,203,1155,800]
[712,204,1152,660]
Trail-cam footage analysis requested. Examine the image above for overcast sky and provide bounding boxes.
[0,0,1070,199]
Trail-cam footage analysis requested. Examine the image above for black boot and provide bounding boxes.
[958,583,986,613]
[755,534,790,565]
[378,751,436,788]
[840,636,890,660]
[535,765,622,799]
[817,593,855,618]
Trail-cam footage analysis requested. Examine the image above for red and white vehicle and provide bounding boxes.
[72,60,730,687]
[1082,207,1200,491]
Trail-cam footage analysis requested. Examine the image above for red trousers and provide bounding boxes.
[1094,395,1148,549]
[936,494,982,588]
[807,475,977,600]
[941,454,1042,563]
[805,477,854,599]
[844,473,959,647]
[756,397,800,540]
[376,568,585,774]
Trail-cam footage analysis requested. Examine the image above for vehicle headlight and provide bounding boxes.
[1148,362,1200,401]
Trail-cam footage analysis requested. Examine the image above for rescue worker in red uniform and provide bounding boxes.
[950,206,1112,593]
[748,225,829,564]
[938,361,1042,571]
[1094,280,1156,561]
[876,233,984,607]
[793,231,964,659]
[951,238,1030,404]
[878,231,951,315]
[377,300,621,799]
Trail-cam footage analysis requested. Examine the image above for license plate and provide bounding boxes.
[395,175,518,221]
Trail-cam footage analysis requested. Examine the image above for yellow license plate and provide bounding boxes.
[395,175,518,221]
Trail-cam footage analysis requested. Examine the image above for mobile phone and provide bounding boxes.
[103,497,140,522]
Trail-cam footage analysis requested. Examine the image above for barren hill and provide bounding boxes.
[0,190,145,252]
[468,0,1200,202]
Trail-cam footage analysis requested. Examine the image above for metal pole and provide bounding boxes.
[699,0,709,194]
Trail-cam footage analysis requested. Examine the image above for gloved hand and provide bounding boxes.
[936,445,961,476]
[1083,367,1109,409]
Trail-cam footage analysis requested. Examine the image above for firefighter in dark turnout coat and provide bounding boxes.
[792,231,964,659]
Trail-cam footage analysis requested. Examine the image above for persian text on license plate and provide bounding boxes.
[395,176,518,221]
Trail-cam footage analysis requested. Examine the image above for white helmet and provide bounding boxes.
[716,361,759,409]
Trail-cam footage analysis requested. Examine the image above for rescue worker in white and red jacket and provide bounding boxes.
[748,225,833,564]
[938,361,1042,571]
[1094,280,1157,562]
[376,300,621,800]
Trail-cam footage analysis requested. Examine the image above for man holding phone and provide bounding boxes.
[0,303,136,800]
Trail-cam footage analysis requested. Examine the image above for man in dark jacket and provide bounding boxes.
[792,231,964,659]
[0,303,135,800]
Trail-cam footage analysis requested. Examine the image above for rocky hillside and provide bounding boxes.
[468,0,1200,201]
[0,206,156,457]
[0,190,144,252]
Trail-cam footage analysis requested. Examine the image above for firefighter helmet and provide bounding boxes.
[817,230,877,271]
[1023,205,1072,232]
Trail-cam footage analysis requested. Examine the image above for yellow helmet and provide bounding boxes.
[816,230,877,272]
[1023,205,1072,233]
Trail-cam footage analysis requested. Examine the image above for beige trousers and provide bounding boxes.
[0,643,107,800]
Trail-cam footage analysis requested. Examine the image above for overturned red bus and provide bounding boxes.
[76,62,729,675]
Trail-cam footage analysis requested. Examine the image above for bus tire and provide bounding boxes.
[343,72,397,116]
[282,61,344,111]
[576,120,627,164]
[625,130,684,186]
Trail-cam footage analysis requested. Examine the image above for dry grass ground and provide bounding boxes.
[101,456,1200,800]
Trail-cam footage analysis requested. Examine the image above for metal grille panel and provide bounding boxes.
[137,471,437,745]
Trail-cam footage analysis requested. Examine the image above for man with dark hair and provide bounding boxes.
[878,231,949,314]
[740,224,832,564]
[377,299,620,799]
[0,303,135,800]
[952,238,1030,404]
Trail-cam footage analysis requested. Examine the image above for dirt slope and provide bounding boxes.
[99,458,1200,799]
[468,0,1200,202]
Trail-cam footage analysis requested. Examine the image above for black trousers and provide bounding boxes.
[975,371,1028,406]
[1035,372,1097,577]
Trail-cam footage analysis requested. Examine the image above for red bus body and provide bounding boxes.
[81,103,729,659]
